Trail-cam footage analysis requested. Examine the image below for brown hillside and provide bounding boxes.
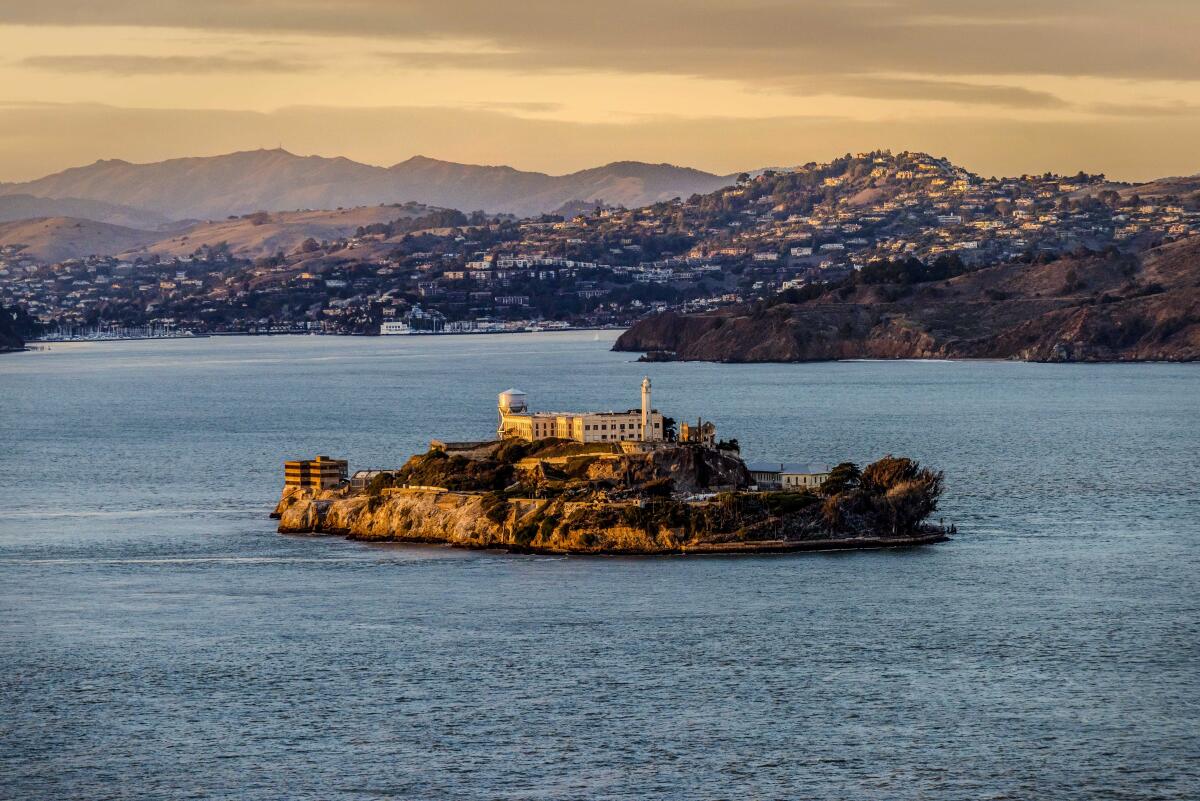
[616,238,1200,363]
[0,217,161,263]
[137,205,435,260]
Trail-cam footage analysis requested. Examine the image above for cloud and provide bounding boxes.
[377,51,531,72]
[471,101,563,114]
[778,76,1069,110]
[19,54,312,75]
[1087,101,1200,118]
[3,1,1200,82]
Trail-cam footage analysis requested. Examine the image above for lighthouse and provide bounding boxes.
[641,376,653,440]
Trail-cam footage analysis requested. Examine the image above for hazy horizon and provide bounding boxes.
[2,1,1200,183]
[2,139,1196,187]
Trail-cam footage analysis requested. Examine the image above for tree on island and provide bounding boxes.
[821,462,861,495]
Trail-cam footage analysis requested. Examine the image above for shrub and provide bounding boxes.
[480,492,510,525]
[366,472,395,497]
[763,491,820,516]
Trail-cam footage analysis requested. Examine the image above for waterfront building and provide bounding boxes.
[380,321,413,335]
[497,378,664,443]
[284,456,348,489]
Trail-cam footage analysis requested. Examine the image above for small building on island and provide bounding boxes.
[284,456,348,489]
[746,462,831,491]
[497,378,665,443]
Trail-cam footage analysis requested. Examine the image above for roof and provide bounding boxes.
[781,464,831,476]
[745,461,830,475]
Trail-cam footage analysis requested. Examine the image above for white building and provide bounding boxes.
[380,321,413,335]
[497,379,664,443]
[746,462,831,490]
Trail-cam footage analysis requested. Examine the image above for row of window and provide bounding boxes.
[582,421,662,431]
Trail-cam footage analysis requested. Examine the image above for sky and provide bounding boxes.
[1,1,1199,182]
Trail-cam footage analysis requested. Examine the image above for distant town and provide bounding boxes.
[2,150,1198,341]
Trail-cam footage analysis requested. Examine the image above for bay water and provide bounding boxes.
[1,333,1197,799]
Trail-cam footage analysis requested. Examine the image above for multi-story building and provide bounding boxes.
[497,379,664,443]
[284,456,348,489]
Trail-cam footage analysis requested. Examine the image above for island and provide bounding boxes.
[274,381,949,555]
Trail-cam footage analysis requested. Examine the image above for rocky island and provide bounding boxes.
[274,382,949,554]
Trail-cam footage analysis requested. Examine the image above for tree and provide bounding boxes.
[861,456,920,492]
[821,462,861,495]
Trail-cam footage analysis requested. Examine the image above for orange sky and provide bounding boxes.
[1,1,1199,181]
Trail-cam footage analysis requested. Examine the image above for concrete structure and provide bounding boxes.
[349,469,389,490]
[498,379,664,443]
[285,456,348,489]
[746,462,830,491]
[679,418,716,446]
[641,377,651,440]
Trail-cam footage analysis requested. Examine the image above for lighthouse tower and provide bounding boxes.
[641,377,654,440]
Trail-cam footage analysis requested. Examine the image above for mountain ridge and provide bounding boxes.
[0,149,734,220]
[0,194,173,229]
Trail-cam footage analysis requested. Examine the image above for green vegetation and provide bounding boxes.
[561,455,942,543]
[821,456,944,536]
[354,209,471,239]
[857,254,968,285]
[395,449,515,492]
[820,462,862,495]
[480,491,511,524]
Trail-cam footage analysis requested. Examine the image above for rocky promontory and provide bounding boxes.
[615,238,1200,363]
[275,440,948,555]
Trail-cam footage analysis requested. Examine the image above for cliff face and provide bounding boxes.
[274,446,948,554]
[274,485,945,554]
[616,239,1200,363]
[275,487,689,552]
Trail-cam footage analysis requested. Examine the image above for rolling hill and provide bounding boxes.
[0,149,733,220]
[0,218,163,263]
[139,205,440,260]
[0,205,445,261]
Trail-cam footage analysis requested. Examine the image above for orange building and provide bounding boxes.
[284,456,348,489]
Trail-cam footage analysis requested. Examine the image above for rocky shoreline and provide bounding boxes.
[274,487,949,555]
[273,442,950,556]
[614,238,1200,363]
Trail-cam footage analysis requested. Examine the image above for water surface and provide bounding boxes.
[1,334,1197,799]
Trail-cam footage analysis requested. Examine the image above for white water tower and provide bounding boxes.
[498,388,528,414]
